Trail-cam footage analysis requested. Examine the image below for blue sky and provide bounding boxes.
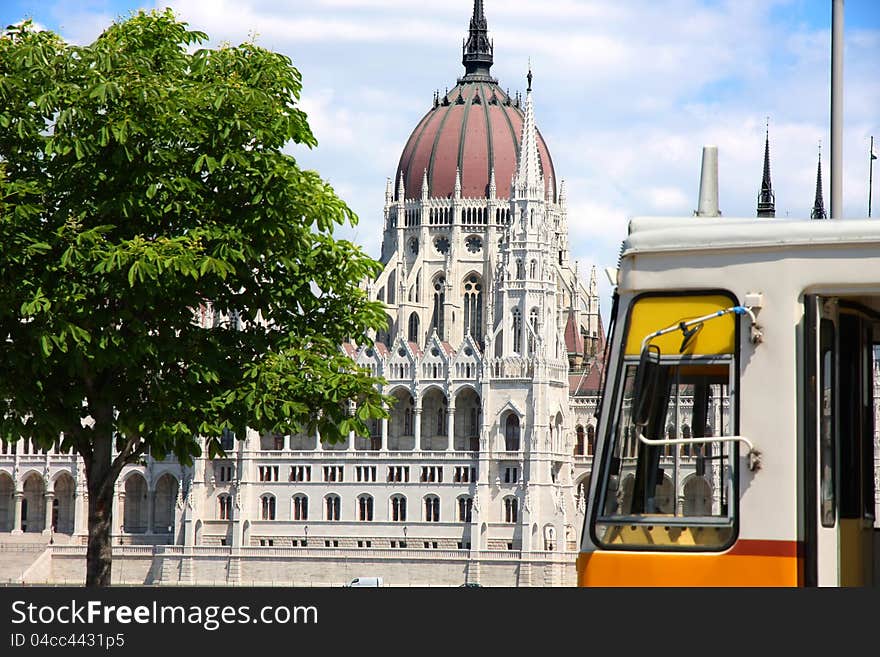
[3,1,879,317]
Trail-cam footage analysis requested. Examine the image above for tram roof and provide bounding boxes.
[621,216,880,257]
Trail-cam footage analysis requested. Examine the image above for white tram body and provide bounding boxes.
[579,216,880,586]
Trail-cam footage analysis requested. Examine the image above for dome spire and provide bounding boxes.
[462,0,494,81]
[757,118,775,217]
[811,143,827,220]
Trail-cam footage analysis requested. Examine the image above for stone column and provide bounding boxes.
[43,492,54,535]
[380,417,388,452]
[145,485,155,535]
[73,489,85,536]
[414,408,423,452]
[12,492,23,534]
[113,490,125,541]
[446,406,455,451]
[283,434,291,451]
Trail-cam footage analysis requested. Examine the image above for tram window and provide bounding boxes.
[819,319,835,528]
[593,359,736,549]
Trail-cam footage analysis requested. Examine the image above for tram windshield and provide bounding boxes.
[591,294,739,550]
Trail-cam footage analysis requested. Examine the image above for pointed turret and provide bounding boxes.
[489,167,496,199]
[421,168,429,200]
[811,146,827,220]
[385,177,393,206]
[397,172,405,203]
[454,167,462,199]
[558,179,567,207]
[462,0,494,81]
[757,122,775,217]
[515,67,543,200]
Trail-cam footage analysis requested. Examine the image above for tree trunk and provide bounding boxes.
[84,421,115,587]
[86,480,114,587]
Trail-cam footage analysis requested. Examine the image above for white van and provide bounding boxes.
[347,577,383,587]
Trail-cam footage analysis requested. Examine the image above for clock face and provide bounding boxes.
[465,235,482,254]
[434,236,450,255]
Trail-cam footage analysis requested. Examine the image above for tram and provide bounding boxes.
[578,215,880,586]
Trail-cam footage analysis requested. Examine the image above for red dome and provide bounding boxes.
[395,81,556,201]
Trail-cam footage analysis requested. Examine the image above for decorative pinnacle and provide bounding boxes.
[462,0,494,79]
[757,118,775,218]
[515,70,543,199]
[811,142,827,220]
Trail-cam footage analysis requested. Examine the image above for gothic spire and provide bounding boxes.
[397,172,405,203]
[462,0,494,80]
[515,67,543,199]
[811,145,827,220]
[757,121,775,217]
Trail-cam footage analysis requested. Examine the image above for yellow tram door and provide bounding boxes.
[804,295,877,587]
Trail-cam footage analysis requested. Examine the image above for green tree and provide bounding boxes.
[0,10,389,587]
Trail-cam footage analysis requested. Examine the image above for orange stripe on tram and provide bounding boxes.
[577,540,803,587]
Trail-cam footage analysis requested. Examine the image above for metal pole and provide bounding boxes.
[870,135,875,218]
[830,0,844,219]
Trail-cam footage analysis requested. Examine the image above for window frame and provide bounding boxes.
[588,289,741,553]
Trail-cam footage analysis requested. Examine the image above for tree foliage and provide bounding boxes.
[0,10,389,585]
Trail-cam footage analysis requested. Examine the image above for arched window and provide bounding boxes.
[504,497,518,523]
[512,308,522,354]
[543,525,556,551]
[391,495,407,522]
[437,405,447,435]
[587,425,595,456]
[458,496,473,522]
[325,495,340,521]
[529,259,537,279]
[462,275,483,340]
[404,406,413,435]
[682,425,692,456]
[575,425,585,456]
[683,477,712,516]
[408,312,420,344]
[358,495,374,521]
[387,270,396,305]
[528,308,538,355]
[220,428,235,451]
[516,259,524,280]
[218,495,232,520]
[292,494,308,521]
[424,496,440,522]
[261,495,276,521]
[505,414,521,451]
[431,276,445,337]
